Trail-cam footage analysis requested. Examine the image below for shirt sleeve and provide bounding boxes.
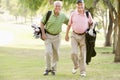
[64,14,69,25]
[41,14,47,24]
[68,12,74,26]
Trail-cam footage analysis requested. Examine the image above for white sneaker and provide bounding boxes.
[72,68,77,74]
[81,73,86,77]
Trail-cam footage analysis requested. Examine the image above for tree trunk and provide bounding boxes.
[15,16,18,23]
[103,0,118,54]
[105,11,113,46]
[49,0,53,5]
[102,12,107,39]
[114,0,120,62]
[6,0,10,10]
[88,0,100,17]
[0,0,1,8]
[113,20,118,53]
[24,16,26,23]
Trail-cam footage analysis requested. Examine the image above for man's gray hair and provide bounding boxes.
[54,1,63,7]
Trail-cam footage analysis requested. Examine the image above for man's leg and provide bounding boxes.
[71,33,79,74]
[43,38,53,75]
[52,34,61,75]
[78,36,86,76]
[71,54,79,69]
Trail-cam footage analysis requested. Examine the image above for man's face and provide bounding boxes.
[54,4,62,13]
[76,3,84,11]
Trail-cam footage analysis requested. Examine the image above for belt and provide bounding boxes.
[46,31,59,36]
[73,31,85,35]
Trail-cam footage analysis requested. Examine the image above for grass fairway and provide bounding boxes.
[0,46,120,80]
[0,22,120,80]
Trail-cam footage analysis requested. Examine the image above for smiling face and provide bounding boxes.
[54,4,62,13]
[76,2,85,12]
[54,1,62,14]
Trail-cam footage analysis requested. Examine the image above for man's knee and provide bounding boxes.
[45,51,53,58]
[71,53,78,59]
[46,49,53,54]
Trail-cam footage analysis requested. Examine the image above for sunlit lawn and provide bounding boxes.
[0,22,120,80]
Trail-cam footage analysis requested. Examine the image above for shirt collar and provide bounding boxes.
[75,9,86,15]
[52,10,61,16]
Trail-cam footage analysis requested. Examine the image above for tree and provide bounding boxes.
[114,0,120,62]
[0,0,1,7]
[84,0,99,17]
[102,0,116,47]
[18,0,44,16]
[104,10,113,46]
[19,0,42,12]
[103,0,118,51]
[6,0,10,10]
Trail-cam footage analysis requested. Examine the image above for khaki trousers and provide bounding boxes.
[44,33,61,71]
[71,32,86,74]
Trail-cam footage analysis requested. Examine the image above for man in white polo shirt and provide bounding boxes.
[65,0,93,77]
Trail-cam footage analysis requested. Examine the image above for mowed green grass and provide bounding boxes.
[0,22,120,80]
[0,46,120,80]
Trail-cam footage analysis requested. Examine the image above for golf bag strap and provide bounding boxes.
[44,11,52,25]
[85,10,93,28]
[85,10,89,18]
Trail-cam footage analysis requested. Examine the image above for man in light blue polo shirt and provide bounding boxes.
[40,1,68,76]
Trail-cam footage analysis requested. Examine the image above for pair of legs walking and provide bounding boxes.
[71,32,86,76]
[43,33,60,76]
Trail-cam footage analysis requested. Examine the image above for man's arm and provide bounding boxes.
[64,14,69,25]
[65,24,71,41]
[40,22,46,40]
[88,12,94,29]
[65,12,73,41]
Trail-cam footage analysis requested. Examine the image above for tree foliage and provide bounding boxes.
[18,0,42,12]
[18,0,95,13]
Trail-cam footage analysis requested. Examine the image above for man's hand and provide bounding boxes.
[41,33,47,40]
[65,35,69,41]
